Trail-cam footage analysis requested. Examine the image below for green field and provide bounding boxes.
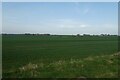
[2,35,119,78]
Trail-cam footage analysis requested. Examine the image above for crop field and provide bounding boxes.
[2,35,119,78]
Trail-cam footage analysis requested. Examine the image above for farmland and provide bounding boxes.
[2,35,119,78]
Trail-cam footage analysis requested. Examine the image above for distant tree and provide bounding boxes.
[83,34,90,36]
[25,33,30,35]
[45,34,50,36]
[77,34,80,36]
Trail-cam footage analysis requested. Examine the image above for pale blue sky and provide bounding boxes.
[1,0,119,2]
[2,2,118,35]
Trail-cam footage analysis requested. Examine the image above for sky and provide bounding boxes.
[2,2,118,35]
[1,0,119,2]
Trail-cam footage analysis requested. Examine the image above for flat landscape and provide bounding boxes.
[2,35,119,78]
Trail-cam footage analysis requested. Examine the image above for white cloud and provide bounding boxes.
[53,19,90,29]
[80,24,88,28]
[37,19,90,29]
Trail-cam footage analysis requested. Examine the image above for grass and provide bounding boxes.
[2,35,119,78]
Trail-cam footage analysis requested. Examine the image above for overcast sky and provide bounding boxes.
[2,2,118,35]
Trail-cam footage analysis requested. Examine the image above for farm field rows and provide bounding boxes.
[2,35,119,78]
